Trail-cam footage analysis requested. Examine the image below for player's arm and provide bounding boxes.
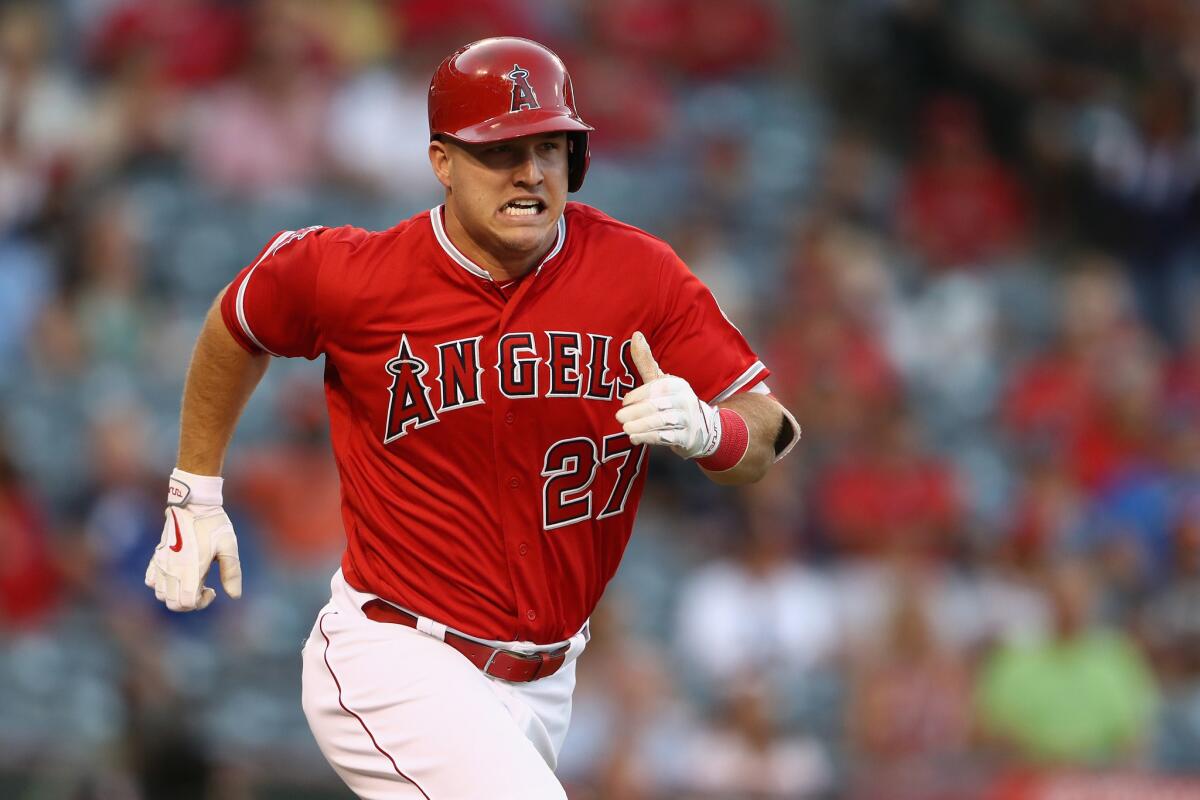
[178,286,270,475]
[147,225,338,611]
[144,285,271,612]
[147,226,337,612]
[617,332,798,486]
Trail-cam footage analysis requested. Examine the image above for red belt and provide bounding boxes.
[361,599,570,683]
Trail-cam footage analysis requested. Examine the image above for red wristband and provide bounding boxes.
[697,408,749,472]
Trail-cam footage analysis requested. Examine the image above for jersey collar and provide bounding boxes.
[430,204,566,281]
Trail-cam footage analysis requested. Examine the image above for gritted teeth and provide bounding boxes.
[501,199,545,216]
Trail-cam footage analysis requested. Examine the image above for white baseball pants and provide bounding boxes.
[301,570,585,799]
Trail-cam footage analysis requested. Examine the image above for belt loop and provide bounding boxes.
[528,653,546,682]
[416,616,448,641]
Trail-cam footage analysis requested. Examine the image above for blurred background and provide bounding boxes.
[3,0,1200,798]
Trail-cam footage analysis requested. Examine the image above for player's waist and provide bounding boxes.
[341,531,613,641]
[331,569,589,683]
[361,598,578,682]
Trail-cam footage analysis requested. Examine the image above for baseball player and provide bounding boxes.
[144,37,799,799]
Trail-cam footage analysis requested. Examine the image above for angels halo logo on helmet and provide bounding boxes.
[505,64,540,112]
[428,37,593,192]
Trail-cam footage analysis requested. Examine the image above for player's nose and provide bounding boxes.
[512,148,544,187]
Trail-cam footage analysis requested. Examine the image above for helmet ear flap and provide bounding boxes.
[567,131,590,193]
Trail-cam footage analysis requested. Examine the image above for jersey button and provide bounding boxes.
[509,476,520,488]
[505,411,515,424]
[518,543,528,556]
[526,609,537,621]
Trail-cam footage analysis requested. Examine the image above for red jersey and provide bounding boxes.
[221,203,767,642]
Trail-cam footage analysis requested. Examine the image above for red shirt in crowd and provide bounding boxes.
[89,0,248,88]
[816,450,960,553]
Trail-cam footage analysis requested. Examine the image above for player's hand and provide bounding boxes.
[144,469,242,612]
[615,331,722,459]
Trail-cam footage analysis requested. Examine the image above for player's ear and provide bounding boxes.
[429,139,452,190]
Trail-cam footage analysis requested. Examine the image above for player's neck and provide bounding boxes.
[442,203,554,283]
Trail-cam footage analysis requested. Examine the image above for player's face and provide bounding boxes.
[432,132,569,268]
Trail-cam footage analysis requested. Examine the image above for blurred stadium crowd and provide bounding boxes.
[3,0,1200,798]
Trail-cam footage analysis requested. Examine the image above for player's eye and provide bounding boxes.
[540,141,559,151]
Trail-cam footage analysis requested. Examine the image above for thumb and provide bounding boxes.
[197,586,217,610]
[630,331,663,384]
[214,529,242,599]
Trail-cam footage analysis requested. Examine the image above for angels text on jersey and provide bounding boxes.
[383,331,639,444]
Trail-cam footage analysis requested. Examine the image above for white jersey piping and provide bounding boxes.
[235,230,295,357]
[709,360,767,404]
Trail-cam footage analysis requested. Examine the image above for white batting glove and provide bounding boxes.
[144,468,242,612]
[615,331,722,459]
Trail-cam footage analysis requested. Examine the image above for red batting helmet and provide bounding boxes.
[428,37,593,192]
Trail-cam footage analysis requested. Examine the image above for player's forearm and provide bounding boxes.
[176,288,270,476]
[700,393,786,485]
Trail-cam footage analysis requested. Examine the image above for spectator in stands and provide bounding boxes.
[767,219,901,459]
[1142,498,1200,771]
[324,54,441,203]
[586,0,781,80]
[669,0,782,78]
[0,236,51,372]
[1060,330,1177,614]
[0,3,82,235]
[1082,69,1200,343]
[1165,297,1200,426]
[975,560,1158,766]
[232,375,345,567]
[814,404,961,555]
[0,432,61,629]
[291,0,395,73]
[558,598,692,798]
[1004,452,1088,566]
[1065,326,1166,492]
[847,557,975,798]
[81,38,189,176]
[565,39,676,156]
[65,192,150,370]
[680,677,834,799]
[970,539,1052,651]
[390,0,539,65]
[673,499,839,695]
[1001,256,1138,457]
[186,0,332,198]
[82,405,172,612]
[886,269,1000,430]
[814,129,897,229]
[87,0,248,89]
[897,95,1028,270]
[668,216,754,336]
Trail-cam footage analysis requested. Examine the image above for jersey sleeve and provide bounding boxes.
[650,249,768,404]
[220,226,332,359]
